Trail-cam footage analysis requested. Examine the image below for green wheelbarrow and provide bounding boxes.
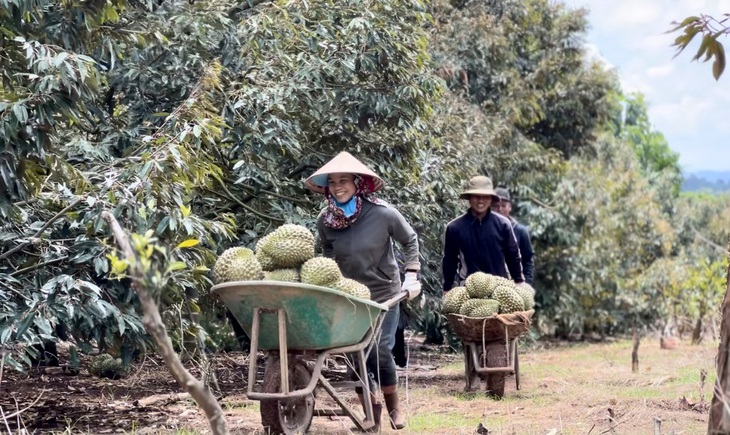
[212,280,407,434]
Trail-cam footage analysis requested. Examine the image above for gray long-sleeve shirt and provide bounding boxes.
[317,199,420,303]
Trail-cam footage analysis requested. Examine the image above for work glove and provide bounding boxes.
[401,271,422,301]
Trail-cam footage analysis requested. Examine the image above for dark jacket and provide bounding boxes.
[510,219,534,285]
[442,209,524,291]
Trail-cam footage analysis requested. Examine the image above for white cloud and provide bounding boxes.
[646,64,675,78]
[562,0,730,171]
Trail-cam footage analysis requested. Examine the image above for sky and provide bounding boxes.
[561,0,730,173]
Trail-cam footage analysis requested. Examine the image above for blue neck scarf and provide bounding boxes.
[334,196,358,218]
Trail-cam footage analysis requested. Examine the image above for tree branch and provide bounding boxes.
[213,184,285,223]
[101,211,229,435]
[10,256,68,277]
[690,224,729,255]
[0,198,83,262]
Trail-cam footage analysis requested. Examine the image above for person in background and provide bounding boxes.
[493,187,534,285]
[442,175,525,294]
[305,151,421,431]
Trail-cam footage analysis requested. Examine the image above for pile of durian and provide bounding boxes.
[442,272,535,317]
[213,224,371,300]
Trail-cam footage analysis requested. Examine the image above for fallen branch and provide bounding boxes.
[0,389,46,421]
[101,211,229,435]
[134,392,191,408]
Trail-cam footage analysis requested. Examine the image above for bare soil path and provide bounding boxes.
[0,336,713,434]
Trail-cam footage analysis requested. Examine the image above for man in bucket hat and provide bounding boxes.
[442,175,525,293]
[305,151,421,431]
[493,187,534,285]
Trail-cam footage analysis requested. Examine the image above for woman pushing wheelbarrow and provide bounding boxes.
[213,152,422,434]
[305,151,423,430]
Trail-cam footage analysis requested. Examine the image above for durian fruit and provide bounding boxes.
[492,284,524,313]
[89,354,130,379]
[300,257,342,287]
[333,277,371,300]
[273,224,315,243]
[264,268,301,283]
[465,272,494,298]
[459,299,485,316]
[514,284,535,310]
[442,286,470,314]
[214,247,264,283]
[468,299,500,318]
[260,224,315,268]
[256,250,277,271]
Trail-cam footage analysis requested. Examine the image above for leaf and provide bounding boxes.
[117,314,126,335]
[180,204,191,218]
[177,239,199,249]
[54,52,69,67]
[166,261,187,273]
[156,216,171,234]
[713,42,726,80]
[0,326,12,344]
[12,104,28,123]
[15,314,36,340]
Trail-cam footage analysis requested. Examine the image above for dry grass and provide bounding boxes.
[13,336,715,434]
[259,336,715,435]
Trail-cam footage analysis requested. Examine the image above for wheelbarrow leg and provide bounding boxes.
[357,349,377,429]
[463,342,480,392]
[513,339,521,391]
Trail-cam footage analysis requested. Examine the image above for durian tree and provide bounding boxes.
[405,0,619,343]
[0,0,441,368]
[527,134,675,338]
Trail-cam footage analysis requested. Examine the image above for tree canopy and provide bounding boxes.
[0,0,727,368]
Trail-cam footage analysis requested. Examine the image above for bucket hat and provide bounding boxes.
[304,151,384,194]
[459,175,499,200]
[494,187,511,202]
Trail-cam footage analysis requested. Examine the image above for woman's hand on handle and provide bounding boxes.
[402,272,421,301]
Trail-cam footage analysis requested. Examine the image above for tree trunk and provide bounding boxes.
[102,212,229,435]
[693,317,704,345]
[631,329,640,373]
[708,244,730,434]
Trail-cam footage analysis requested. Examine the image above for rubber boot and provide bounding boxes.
[357,393,382,432]
[384,391,405,430]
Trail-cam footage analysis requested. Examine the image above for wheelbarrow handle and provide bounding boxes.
[382,291,408,310]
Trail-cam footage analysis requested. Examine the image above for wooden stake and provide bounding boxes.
[631,329,640,373]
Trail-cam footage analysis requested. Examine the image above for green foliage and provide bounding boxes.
[0,0,723,368]
[609,93,682,196]
[670,14,728,80]
[528,135,675,337]
[0,0,443,367]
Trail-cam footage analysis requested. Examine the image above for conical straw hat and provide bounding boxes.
[305,151,384,194]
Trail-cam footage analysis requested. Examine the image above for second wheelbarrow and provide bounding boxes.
[446,310,534,397]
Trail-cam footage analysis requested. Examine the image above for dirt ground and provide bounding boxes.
[0,335,714,434]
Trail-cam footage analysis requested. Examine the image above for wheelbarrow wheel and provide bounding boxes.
[484,341,506,398]
[261,359,315,435]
